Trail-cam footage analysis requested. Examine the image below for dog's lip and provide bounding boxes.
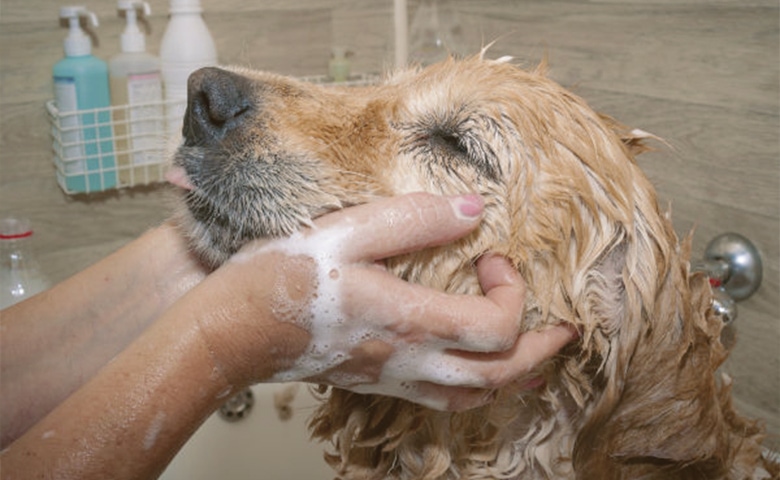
[165,166,195,191]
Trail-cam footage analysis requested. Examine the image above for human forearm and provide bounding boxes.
[0,222,207,448]
[0,290,230,480]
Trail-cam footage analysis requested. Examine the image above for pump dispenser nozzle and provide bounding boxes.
[117,1,152,53]
[59,6,99,57]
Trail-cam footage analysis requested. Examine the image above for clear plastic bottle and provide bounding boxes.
[0,218,51,310]
[408,0,464,66]
[159,0,218,137]
[110,0,165,186]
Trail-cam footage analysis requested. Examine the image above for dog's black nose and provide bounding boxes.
[183,67,254,145]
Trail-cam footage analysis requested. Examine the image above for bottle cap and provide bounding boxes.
[0,218,34,240]
[332,46,348,59]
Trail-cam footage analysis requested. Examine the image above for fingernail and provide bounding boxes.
[451,194,484,220]
[564,323,582,340]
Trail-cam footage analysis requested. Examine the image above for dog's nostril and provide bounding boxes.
[185,67,254,142]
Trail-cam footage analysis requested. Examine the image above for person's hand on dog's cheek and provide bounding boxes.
[194,192,576,410]
[192,192,486,386]
[404,255,579,411]
[338,252,578,411]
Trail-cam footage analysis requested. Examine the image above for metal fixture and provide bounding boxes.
[218,387,254,423]
[693,233,763,325]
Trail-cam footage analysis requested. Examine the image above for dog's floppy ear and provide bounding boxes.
[571,234,742,479]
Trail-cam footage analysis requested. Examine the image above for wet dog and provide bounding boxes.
[168,55,777,479]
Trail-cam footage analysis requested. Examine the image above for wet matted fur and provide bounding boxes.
[170,55,779,479]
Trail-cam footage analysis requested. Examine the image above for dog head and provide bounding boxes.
[169,56,771,479]
[170,55,664,310]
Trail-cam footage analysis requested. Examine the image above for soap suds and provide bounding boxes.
[235,223,362,383]
[233,219,488,408]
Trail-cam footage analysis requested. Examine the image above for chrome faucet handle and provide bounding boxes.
[693,233,763,325]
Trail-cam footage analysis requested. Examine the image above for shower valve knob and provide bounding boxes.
[702,233,762,301]
[694,233,762,325]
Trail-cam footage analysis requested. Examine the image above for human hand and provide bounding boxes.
[195,193,577,410]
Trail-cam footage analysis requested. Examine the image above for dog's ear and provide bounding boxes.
[572,234,739,479]
[598,113,657,157]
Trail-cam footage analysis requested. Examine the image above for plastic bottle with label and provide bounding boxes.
[159,0,218,137]
[0,218,51,310]
[109,0,165,185]
[53,6,116,193]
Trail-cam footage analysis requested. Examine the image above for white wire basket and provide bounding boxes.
[46,73,381,195]
[46,98,181,195]
[297,72,381,87]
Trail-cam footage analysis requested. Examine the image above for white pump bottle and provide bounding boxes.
[109,0,164,185]
[159,0,218,137]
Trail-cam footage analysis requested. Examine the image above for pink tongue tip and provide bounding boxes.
[165,166,194,191]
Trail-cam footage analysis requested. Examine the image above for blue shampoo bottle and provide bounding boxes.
[53,6,116,193]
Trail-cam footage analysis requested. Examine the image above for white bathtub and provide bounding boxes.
[160,383,333,480]
[159,383,780,478]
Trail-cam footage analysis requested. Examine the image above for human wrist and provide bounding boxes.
[187,254,313,387]
[135,222,208,312]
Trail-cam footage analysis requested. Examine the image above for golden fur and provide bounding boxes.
[171,55,779,479]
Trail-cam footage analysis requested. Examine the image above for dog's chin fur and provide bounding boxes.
[171,55,778,479]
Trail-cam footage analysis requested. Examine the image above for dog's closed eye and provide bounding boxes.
[402,120,501,182]
[430,128,469,158]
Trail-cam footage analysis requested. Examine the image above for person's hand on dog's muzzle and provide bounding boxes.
[192,192,577,411]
